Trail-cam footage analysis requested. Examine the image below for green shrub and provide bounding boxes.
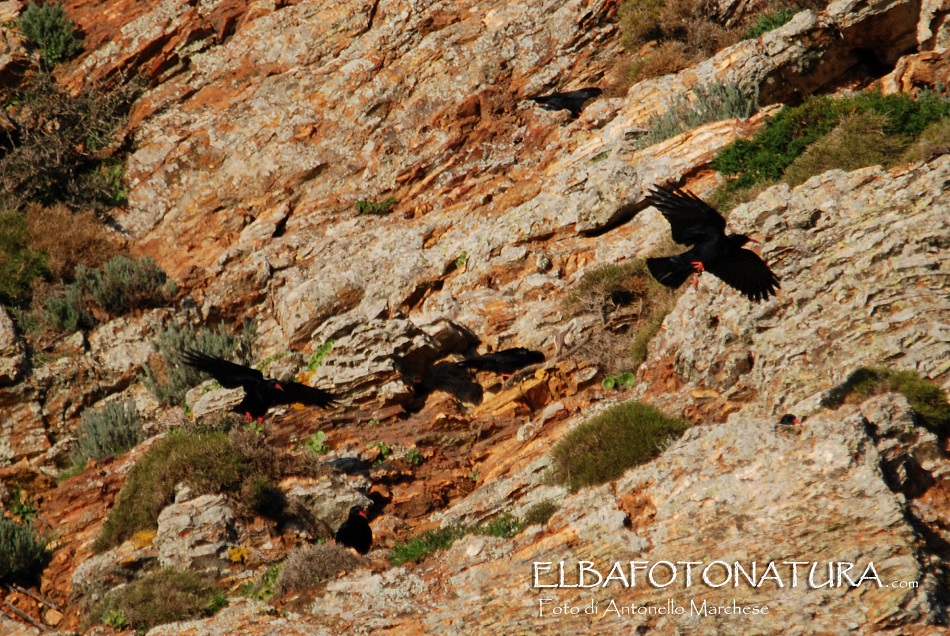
[523,501,559,527]
[550,401,690,491]
[355,197,397,215]
[782,112,907,185]
[17,1,83,68]
[0,209,46,305]
[0,74,143,211]
[140,320,256,406]
[41,283,94,332]
[72,399,142,466]
[638,81,759,149]
[98,569,224,632]
[743,8,796,39]
[389,526,465,566]
[0,518,52,584]
[273,544,360,596]
[77,255,177,316]
[823,367,950,435]
[901,117,950,163]
[94,432,247,551]
[713,91,950,193]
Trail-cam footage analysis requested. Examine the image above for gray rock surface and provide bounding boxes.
[155,493,237,573]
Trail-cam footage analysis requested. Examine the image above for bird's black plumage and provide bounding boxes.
[458,348,545,375]
[529,87,603,119]
[335,505,372,555]
[779,413,800,426]
[645,185,780,302]
[179,349,337,421]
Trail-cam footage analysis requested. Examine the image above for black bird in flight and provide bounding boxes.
[645,185,780,302]
[179,349,337,422]
[458,347,545,377]
[529,87,603,119]
[335,505,372,555]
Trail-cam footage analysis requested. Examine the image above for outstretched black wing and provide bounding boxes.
[705,248,780,302]
[179,349,263,390]
[274,380,338,409]
[645,185,727,246]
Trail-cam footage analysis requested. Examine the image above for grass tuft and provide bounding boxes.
[550,401,690,491]
[823,367,950,435]
[389,526,466,566]
[356,197,397,216]
[638,81,759,149]
[523,501,559,527]
[743,8,796,39]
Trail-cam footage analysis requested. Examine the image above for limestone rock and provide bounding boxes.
[155,493,237,573]
[0,306,25,385]
[283,473,373,538]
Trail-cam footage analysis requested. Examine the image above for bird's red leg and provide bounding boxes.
[244,412,253,423]
[257,416,265,425]
[690,261,704,287]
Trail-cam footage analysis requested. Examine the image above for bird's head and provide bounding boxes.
[349,505,368,520]
[266,379,284,392]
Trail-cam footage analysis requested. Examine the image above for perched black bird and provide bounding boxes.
[458,348,545,377]
[779,413,801,426]
[529,87,602,119]
[645,185,781,302]
[335,505,372,555]
[179,349,337,421]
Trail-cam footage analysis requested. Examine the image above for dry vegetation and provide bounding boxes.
[566,259,677,374]
[611,0,824,91]
[273,544,361,597]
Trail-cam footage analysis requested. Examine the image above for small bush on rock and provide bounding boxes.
[98,569,224,632]
[0,518,52,584]
[93,432,247,552]
[72,399,142,466]
[17,1,83,68]
[273,544,360,596]
[550,401,690,491]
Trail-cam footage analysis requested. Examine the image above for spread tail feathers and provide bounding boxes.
[647,256,694,288]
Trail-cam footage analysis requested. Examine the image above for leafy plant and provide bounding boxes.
[602,371,637,390]
[239,564,283,601]
[454,251,469,269]
[72,399,142,466]
[7,488,36,522]
[355,196,397,215]
[550,401,690,491]
[307,340,334,370]
[305,431,330,455]
[17,1,83,68]
[405,448,424,466]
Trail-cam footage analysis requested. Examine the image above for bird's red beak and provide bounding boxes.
[793,416,801,425]
[358,510,368,519]
[275,382,284,391]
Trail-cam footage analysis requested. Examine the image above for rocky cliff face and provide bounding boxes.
[1,0,949,633]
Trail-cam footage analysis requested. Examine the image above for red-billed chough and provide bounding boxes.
[779,413,801,426]
[458,347,545,377]
[179,349,337,421]
[335,505,372,555]
[645,185,780,302]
